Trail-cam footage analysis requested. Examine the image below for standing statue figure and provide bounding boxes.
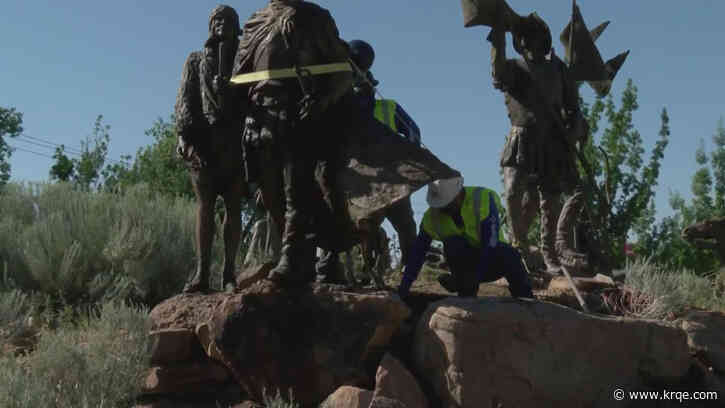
[233,0,353,288]
[488,11,587,275]
[175,5,247,293]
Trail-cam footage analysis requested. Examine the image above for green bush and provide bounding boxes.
[0,182,223,306]
[0,301,151,408]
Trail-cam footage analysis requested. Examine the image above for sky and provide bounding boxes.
[3,0,725,235]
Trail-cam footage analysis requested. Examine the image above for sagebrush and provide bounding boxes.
[0,300,151,408]
[0,182,224,305]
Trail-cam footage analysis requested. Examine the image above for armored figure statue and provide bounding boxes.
[233,0,353,288]
[175,5,247,292]
[488,11,587,274]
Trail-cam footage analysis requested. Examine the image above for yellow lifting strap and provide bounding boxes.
[229,62,352,85]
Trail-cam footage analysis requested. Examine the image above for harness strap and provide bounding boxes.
[230,62,352,85]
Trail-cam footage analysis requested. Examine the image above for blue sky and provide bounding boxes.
[3,0,725,233]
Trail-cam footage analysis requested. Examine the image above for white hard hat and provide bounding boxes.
[426,177,464,208]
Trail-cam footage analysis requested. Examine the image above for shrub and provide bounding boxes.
[0,182,223,305]
[0,301,151,408]
[605,259,725,319]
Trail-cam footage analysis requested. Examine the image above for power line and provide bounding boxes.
[13,137,69,156]
[18,134,84,155]
[15,134,126,166]
[8,145,55,159]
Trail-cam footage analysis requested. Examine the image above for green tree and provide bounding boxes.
[577,80,669,269]
[640,118,725,273]
[74,115,111,190]
[49,145,75,182]
[49,115,112,191]
[110,116,193,198]
[0,107,24,188]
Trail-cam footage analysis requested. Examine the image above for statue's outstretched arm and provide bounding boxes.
[488,25,510,90]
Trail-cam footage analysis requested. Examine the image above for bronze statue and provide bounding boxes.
[487,10,584,274]
[461,0,628,275]
[232,0,353,288]
[175,5,247,293]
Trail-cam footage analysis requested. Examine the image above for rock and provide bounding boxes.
[149,328,200,364]
[373,354,428,408]
[547,274,616,293]
[413,297,692,408]
[195,322,224,362]
[142,360,230,395]
[369,396,408,408]
[235,262,275,292]
[150,292,229,331]
[321,386,373,408]
[205,281,411,406]
[679,310,725,374]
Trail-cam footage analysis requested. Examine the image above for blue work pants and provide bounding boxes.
[442,236,534,298]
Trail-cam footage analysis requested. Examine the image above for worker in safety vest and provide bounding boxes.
[346,40,421,145]
[397,177,534,298]
[316,39,420,283]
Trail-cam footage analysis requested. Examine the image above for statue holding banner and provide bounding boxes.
[461,0,629,275]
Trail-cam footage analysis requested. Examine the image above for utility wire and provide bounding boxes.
[7,145,56,159]
[13,137,74,156]
[14,134,126,166]
[18,134,84,156]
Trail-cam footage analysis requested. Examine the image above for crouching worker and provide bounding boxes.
[397,177,534,299]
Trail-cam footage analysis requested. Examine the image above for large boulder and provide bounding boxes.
[678,310,725,374]
[149,328,201,365]
[150,292,229,331]
[546,274,616,293]
[372,353,428,408]
[413,297,692,408]
[188,281,411,407]
[142,361,230,395]
[321,386,374,408]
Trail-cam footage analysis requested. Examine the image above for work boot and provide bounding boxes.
[183,268,210,293]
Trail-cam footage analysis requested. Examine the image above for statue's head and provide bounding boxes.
[208,5,241,42]
[513,12,551,63]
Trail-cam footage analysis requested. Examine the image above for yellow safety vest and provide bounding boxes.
[421,187,506,248]
[374,99,397,133]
